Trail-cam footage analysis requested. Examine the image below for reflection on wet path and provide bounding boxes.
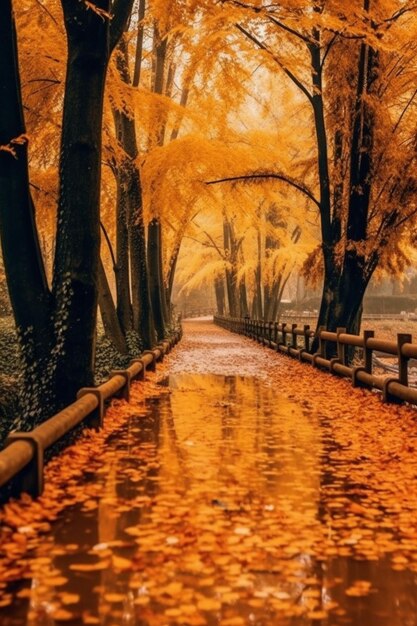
[2,373,417,625]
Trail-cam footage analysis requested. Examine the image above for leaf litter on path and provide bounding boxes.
[2,320,417,625]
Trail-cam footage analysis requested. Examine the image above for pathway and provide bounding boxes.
[2,319,417,625]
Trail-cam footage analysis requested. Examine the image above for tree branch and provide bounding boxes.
[235,24,313,103]
[100,221,117,271]
[267,15,313,44]
[206,173,321,209]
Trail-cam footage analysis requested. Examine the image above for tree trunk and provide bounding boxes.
[167,243,181,306]
[112,144,133,333]
[130,209,155,348]
[239,279,249,317]
[0,0,55,421]
[115,36,155,348]
[223,220,238,317]
[148,219,167,340]
[214,276,225,316]
[314,33,377,341]
[0,0,132,426]
[98,259,127,354]
[52,0,112,407]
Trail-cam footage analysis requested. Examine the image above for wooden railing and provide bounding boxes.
[214,315,417,406]
[0,330,182,502]
[279,312,417,321]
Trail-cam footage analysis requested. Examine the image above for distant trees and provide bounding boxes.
[175,198,313,320]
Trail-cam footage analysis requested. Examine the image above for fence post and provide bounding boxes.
[4,433,44,498]
[281,323,287,348]
[244,315,249,336]
[330,327,346,373]
[398,333,411,386]
[383,333,411,403]
[291,324,297,349]
[274,322,278,346]
[363,330,374,373]
[312,326,326,367]
[352,329,374,387]
[303,325,310,352]
[336,327,347,364]
[268,321,273,346]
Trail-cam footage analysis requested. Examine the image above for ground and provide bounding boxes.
[2,320,417,625]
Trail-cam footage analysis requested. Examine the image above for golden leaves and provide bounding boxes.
[0,134,29,159]
[5,320,417,626]
[83,1,112,20]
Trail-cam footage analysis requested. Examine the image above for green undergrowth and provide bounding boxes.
[0,319,146,448]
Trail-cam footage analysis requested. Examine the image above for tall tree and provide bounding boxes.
[0,0,133,426]
[205,0,417,336]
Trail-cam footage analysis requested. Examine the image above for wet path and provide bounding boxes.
[3,320,417,625]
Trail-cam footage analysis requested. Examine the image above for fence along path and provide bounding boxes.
[0,331,181,502]
[214,315,417,407]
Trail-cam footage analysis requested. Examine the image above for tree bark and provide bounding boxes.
[114,36,155,348]
[52,0,112,406]
[148,219,167,340]
[0,0,55,420]
[214,276,225,315]
[98,259,127,354]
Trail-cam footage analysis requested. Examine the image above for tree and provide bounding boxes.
[0,0,133,426]
[204,0,417,336]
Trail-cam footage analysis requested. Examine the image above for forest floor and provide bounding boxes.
[2,320,417,625]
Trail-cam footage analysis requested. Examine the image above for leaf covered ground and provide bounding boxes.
[2,320,417,625]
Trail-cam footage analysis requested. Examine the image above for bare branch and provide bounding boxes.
[234,24,313,103]
[206,172,321,209]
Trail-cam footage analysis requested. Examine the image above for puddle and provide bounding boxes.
[2,373,417,625]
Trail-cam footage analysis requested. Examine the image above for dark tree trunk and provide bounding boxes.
[114,36,155,348]
[97,259,127,354]
[167,244,181,306]
[0,0,54,420]
[0,0,133,426]
[311,16,377,342]
[214,276,225,316]
[239,279,249,317]
[148,219,167,340]
[223,220,238,317]
[254,229,263,319]
[52,0,112,407]
[113,148,133,333]
[130,208,155,348]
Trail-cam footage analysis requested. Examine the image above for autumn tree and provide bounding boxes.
[203,0,417,337]
[0,0,133,426]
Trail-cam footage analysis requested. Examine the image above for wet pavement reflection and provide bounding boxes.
[2,373,417,625]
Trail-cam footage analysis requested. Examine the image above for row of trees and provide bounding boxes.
[177,0,417,338]
[1,0,417,427]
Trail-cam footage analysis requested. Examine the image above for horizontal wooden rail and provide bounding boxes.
[0,331,182,502]
[214,315,417,408]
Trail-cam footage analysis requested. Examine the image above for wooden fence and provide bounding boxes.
[214,315,417,406]
[0,330,181,502]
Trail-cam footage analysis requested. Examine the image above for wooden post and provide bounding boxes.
[291,324,297,349]
[336,327,347,364]
[303,325,310,352]
[282,323,287,347]
[363,330,374,373]
[318,326,326,357]
[398,333,412,386]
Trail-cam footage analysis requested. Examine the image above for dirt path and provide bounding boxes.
[2,320,417,625]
